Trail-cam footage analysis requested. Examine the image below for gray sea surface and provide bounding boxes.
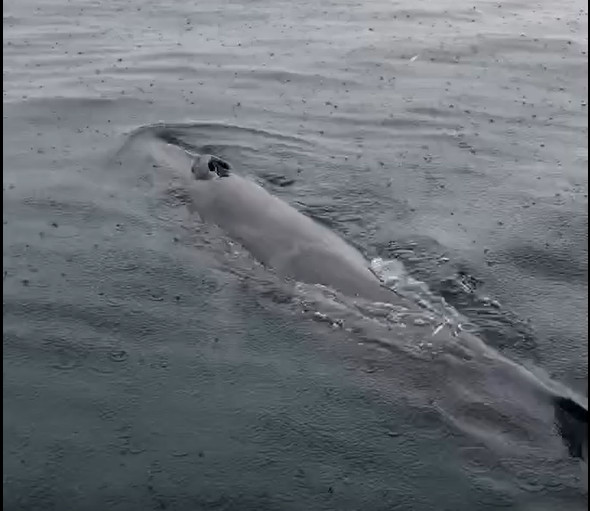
[3,0,588,510]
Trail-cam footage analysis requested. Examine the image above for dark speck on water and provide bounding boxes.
[3,0,587,510]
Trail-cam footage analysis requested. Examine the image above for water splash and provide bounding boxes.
[370,257,465,328]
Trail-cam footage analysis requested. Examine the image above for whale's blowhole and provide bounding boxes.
[192,154,231,180]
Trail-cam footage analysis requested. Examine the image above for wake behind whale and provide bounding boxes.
[117,123,588,468]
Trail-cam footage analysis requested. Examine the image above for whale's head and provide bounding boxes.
[191,154,231,180]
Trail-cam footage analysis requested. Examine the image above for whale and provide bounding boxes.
[187,153,397,304]
[182,151,588,464]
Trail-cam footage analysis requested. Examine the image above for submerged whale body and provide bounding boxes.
[135,127,587,466]
[188,151,589,463]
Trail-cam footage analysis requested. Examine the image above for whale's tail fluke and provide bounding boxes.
[554,395,588,461]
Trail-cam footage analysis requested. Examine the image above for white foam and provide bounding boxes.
[370,257,463,327]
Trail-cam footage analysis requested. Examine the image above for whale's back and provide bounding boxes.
[189,174,392,301]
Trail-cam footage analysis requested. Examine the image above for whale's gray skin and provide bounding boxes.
[189,154,396,304]
[186,153,588,463]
